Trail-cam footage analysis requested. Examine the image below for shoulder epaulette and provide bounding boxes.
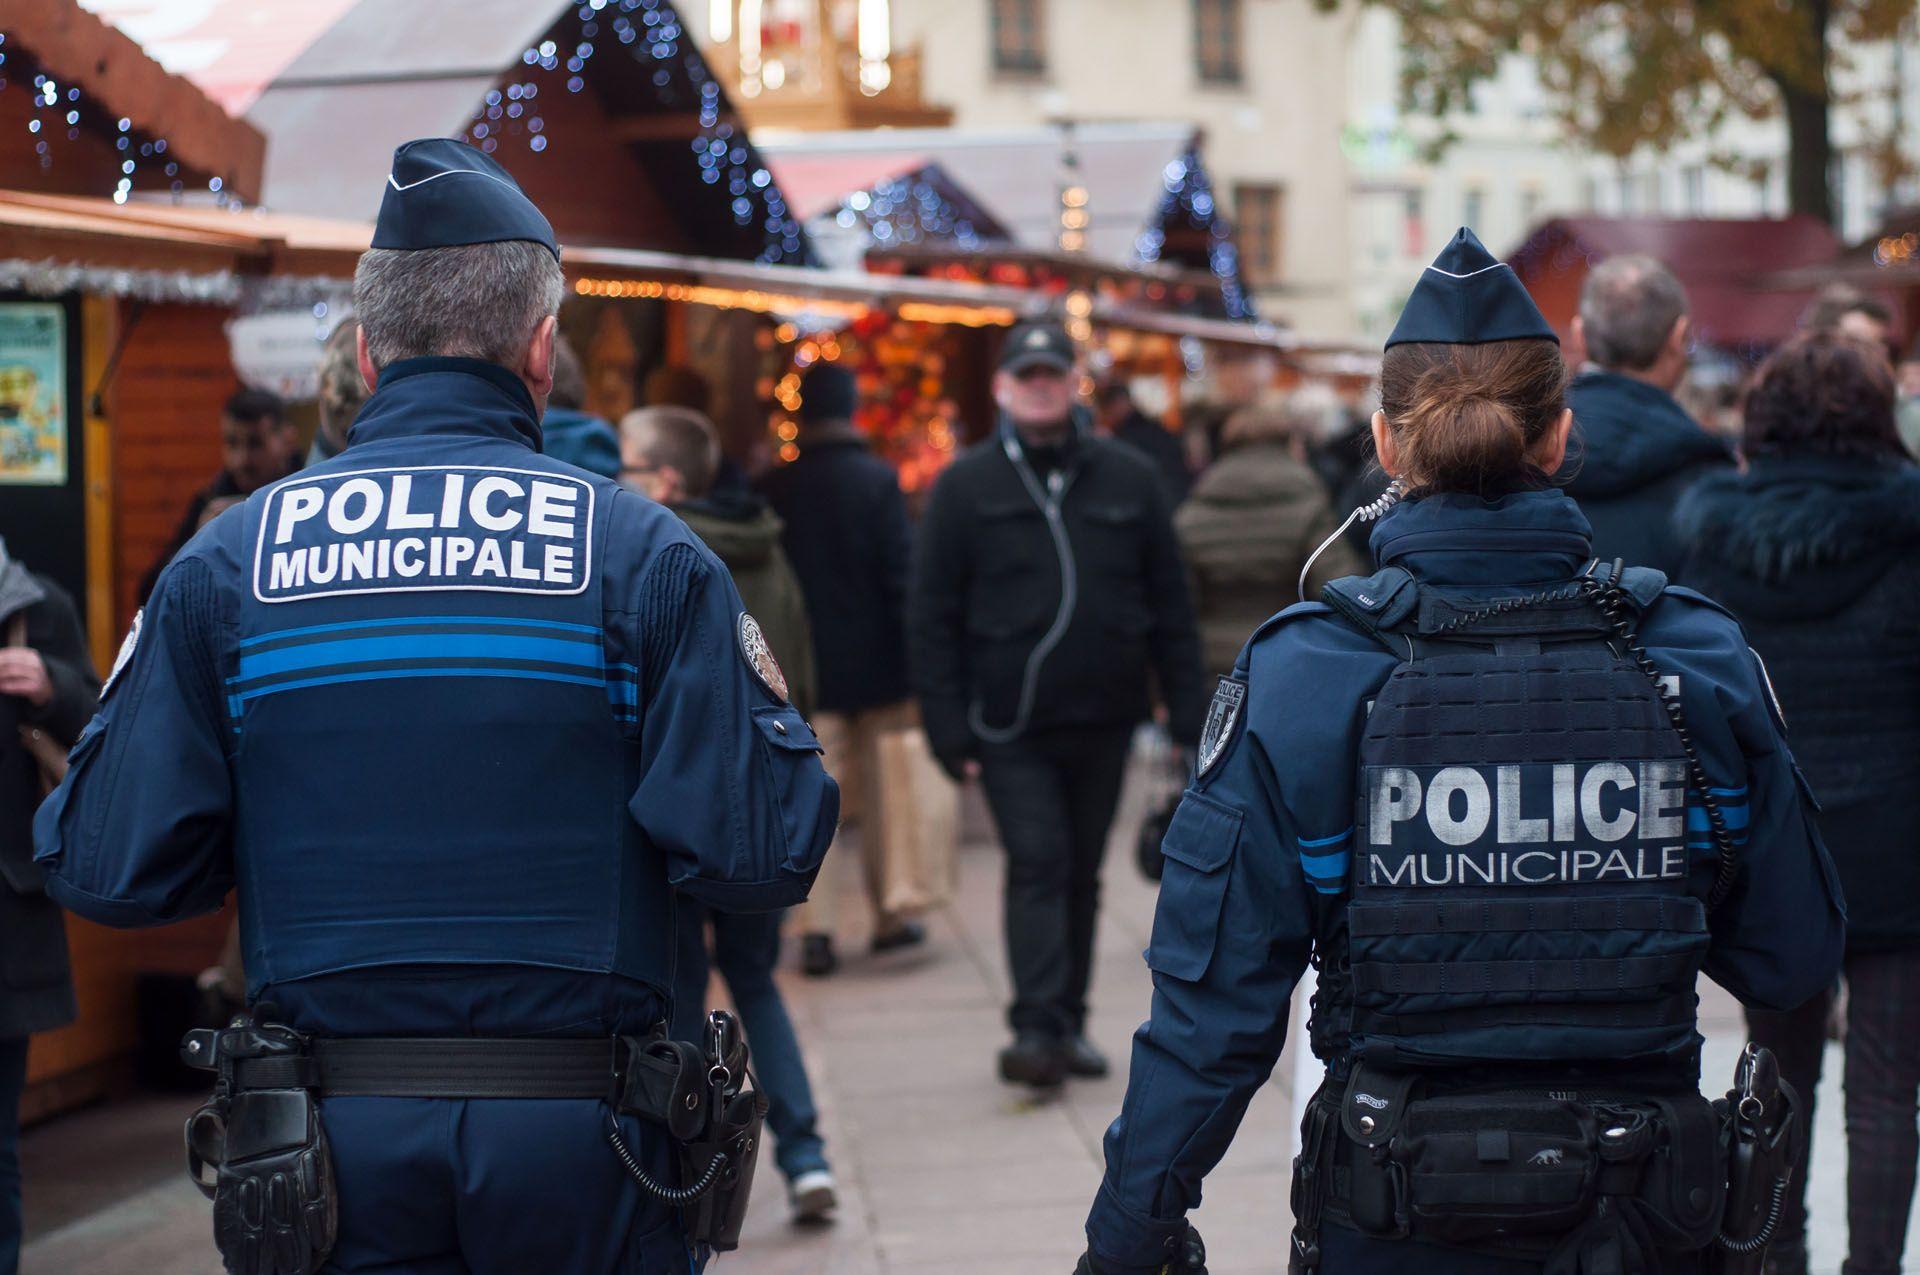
[1320,567,1418,636]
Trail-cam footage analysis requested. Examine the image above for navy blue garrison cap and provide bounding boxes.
[1384,227,1557,350]
[371,138,559,260]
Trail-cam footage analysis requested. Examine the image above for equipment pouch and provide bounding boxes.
[1626,1093,1727,1251]
[1393,1091,1598,1245]
[181,1015,338,1275]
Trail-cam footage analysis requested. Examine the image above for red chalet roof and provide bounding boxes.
[1508,216,1842,351]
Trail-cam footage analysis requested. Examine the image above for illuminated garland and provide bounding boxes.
[832,170,989,251]
[465,0,810,265]
[0,33,232,207]
[1134,141,1253,321]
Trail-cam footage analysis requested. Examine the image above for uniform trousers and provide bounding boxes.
[672,904,829,1182]
[1745,945,1920,1275]
[0,1037,24,1275]
[978,725,1134,1039]
[318,1096,691,1275]
[795,701,917,942]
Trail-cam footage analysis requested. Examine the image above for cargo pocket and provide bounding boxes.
[751,704,828,875]
[1145,791,1243,982]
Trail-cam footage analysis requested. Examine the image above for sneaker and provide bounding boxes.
[870,920,927,954]
[1064,1035,1110,1079]
[799,933,837,978]
[789,1169,837,1224]
[997,1032,1067,1089]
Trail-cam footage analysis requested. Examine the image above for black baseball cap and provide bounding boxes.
[998,322,1076,374]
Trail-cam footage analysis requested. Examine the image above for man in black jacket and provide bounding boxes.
[761,365,925,977]
[1557,255,1732,573]
[910,322,1205,1089]
[0,542,98,1275]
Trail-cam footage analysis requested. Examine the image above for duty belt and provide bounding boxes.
[182,1031,710,1137]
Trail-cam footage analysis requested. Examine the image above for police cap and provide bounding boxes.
[371,138,559,260]
[1385,226,1557,350]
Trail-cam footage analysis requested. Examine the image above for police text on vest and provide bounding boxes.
[253,466,594,602]
[1363,761,1689,886]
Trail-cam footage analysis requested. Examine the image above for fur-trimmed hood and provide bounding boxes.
[1674,456,1920,583]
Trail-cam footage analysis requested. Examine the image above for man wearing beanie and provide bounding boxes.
[761,364,926,975]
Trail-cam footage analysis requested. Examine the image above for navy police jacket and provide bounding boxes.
[1084,489,1844,1270]
[34,358,839,1039]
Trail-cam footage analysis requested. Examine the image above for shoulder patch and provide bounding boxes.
[102,608,142,701]
[737,612,788,702]
[1197,676,1247,778]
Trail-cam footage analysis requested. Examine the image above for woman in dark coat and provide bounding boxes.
[1674,332,1920,1275]
[0,544,98,1275]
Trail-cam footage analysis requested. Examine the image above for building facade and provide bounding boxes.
[1345,8,1920,346]
[694,0,1361,337]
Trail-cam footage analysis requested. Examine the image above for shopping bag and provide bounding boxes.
[873,726,960,916]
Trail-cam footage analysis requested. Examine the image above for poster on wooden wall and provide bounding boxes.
[0,302,68,485]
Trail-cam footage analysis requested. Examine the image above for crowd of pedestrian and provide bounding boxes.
[12,208,1920,1275]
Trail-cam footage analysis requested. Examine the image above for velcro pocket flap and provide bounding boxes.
[1146,791,1243,982]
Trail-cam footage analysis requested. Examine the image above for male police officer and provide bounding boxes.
[35,139,838,1275]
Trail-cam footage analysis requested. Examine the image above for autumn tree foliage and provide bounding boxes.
[1328,0,1913,225]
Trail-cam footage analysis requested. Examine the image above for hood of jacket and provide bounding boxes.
[1562,369,1732,498]
[0,540,45,625]
[1674,455,1920,615]
[675,492,784,570]
[1187,441,1324,506]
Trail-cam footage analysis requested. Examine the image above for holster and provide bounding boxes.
[611,1009,768,1252]
[1706,1044,1801,1275]
[181,1010,338,1275]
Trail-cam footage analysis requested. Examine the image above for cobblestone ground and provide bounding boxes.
[19,747,1903,1274]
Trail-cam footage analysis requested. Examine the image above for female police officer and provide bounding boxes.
[1075,229,1844,1275]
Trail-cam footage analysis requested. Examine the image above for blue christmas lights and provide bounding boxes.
[0,33,230,206]
[1134,143,1254,321]
[832,170,987,251]
[468,0,806,263]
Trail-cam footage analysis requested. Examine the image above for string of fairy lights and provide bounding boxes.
[465,0,810,265]
[831,170,991,251]
[1135,142,1254,321]
[0,32,232,207]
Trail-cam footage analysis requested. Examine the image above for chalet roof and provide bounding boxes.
[759,122,1193,265]
[82,0,808,263]
[3,0,266,200]
[1509,216,1842,350]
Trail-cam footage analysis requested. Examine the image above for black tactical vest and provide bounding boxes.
[1318,568,1710,1081]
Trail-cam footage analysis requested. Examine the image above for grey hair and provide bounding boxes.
[353,241,564,370]
[1578,254,1688,371]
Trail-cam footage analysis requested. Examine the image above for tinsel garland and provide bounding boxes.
[0,258,351,312]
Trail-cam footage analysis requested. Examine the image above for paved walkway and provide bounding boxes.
[18,750,1910,1274]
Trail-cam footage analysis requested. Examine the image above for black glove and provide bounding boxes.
[210,1088,337,1275]
[1074,1225,1207,1275]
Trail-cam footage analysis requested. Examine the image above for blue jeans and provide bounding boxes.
[673,906,829,1182]
[0,1036,26,1275]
